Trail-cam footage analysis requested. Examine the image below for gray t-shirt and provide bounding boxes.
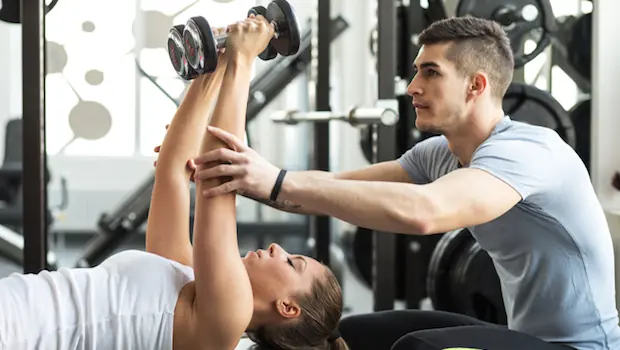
[398,116,620,350]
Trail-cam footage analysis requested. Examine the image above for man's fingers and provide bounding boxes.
[193,148,246,165]
[207,126,246,152]
[202,180,241,198]
[187,159,197,170]
[195,164,245,181]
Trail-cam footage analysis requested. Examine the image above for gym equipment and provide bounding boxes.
[503,82,576,149]
[0,225,58,270]
[0,0,59,24]
[567,12,591,82]
[427,228,507,325]
[568,99,591,171]
[270,106,399,126]
[456,0,556,68]
[180,0,301,75]
[167,25,200,81]
[342,226,441,303]
[168,7,279,80]
[342,227,404,300]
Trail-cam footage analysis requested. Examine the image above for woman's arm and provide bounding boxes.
[191,18,273,349]
[145,32,228,267]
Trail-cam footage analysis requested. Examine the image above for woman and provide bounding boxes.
[0,17,347,350]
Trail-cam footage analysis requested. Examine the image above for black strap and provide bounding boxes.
[269,169,287,201]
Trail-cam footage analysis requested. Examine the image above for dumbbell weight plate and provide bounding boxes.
[267,0,301,56]
[167,25,199,80]
[248,6,278,61]
[183,16,219,74]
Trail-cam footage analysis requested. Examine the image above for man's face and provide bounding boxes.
[406,43,471,134]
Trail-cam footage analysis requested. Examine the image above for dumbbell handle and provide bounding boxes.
[213,21,280,49]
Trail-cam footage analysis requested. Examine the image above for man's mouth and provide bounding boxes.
[413,102,429,109]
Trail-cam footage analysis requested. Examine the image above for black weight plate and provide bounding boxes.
[427,228,474,312]
[450,240,507,324]
[343,227,406,300]
[568,12,591,82]
[249,6,278,61]
[503,82,577,149]
[167,25,199,80]
[359,125,375,164]
[456,0,555,68]
[267,0,301,56]
[569,99,591,171]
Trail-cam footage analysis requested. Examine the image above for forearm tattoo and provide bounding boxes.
[239,192,303,212]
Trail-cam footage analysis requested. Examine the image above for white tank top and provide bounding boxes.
[0,250,195,350]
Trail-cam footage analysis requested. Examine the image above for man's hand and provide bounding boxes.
[153,124,197,181]
[225,15,274,62]
[192,126,281,199]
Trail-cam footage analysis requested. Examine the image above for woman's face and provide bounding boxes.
[243,243,325,319]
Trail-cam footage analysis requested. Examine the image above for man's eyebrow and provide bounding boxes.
[413,61,441,69]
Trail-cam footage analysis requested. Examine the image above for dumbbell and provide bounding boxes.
[167,24,200,80]
[182,0,301,75]
[167,11,269,80]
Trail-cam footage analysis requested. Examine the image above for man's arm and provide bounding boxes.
[277,137,556,234]
[278,167,522,234]
[240,161,412,215]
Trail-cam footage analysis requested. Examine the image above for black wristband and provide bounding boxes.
[269,169,287,201]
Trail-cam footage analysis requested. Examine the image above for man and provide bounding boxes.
[189,17,620,350]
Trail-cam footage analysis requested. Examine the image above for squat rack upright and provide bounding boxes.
[21,0,49,274]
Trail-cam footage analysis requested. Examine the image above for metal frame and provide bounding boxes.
[21,0,49,273]
[373,0,398,311]
[311,0,332,266]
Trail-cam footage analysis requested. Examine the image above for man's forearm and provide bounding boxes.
[278,171,429,234]
[240,170,334,216]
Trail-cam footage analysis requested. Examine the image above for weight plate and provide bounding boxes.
[456,0,555,68]
[427,228,474,312]
[567,12,591,82]
[183,16,218,74]
[267,0,301,56]
[249,6,278,61]
[568,99,591,171]
[450,240,507,324]
[503,82,576,149]
[0,0,59,24]
[167,25,199,80]
[342,227,406,300]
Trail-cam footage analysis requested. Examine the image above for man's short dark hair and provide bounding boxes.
[418,17,514,100]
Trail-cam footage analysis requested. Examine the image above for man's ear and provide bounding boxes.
[467,72,489,101]
[275,299,301,319]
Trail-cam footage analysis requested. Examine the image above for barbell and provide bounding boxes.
[271,106,399,126]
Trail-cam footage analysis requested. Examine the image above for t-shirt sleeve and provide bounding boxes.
[469,139,556,200]
[397,136,446,184]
